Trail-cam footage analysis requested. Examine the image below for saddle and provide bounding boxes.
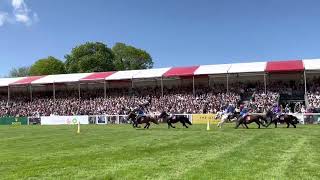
[245,116,251,121]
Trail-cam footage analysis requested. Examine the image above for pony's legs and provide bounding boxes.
[286,121,290,128]
[219,117,227,128]
[266,120,272,128]
[255,121,261,128]
[244,123,249,129]
[274,120,277,128]
[235,120,241,129]
[290,120,297,128]
[182,122,188,128]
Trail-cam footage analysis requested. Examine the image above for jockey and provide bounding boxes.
[272,104,281,119]
[239,105,249,121]
[135,99,151,122]
[168,107,176,120]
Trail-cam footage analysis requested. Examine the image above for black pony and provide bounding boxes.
[158,111,192,128]
[265,111,299,128]
[235,114,268,129]
[126,111,158,129]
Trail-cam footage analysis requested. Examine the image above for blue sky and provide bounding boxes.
[1,0,320,76]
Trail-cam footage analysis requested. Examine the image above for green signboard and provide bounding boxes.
[0,117,28,125]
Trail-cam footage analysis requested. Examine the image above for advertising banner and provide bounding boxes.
[0,117,28,125]
[41,115,89,125]
[192,114,219,124]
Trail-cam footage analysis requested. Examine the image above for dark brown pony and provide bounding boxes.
[158,111,192,128]
[235,114,268,129]
[265,111,299,128]
[127,111,159,129]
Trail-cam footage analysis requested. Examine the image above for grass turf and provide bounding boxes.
[0,123,320,180]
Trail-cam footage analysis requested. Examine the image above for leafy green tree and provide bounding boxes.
[112,43,153,70]
[9,66,30,77]
[29,56,66,75]
[65,42,115,73]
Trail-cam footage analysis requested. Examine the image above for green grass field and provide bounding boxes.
[1,123,320,180]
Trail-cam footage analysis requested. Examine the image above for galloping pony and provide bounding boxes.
[265,111,299,128]
[235,114,268,129]
[127,110,159,129]
[217,111,240,128]
[158,111,192,128]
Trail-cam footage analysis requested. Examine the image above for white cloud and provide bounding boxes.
[0,12,9,26]
[15,13,30,23]
[12,0,26,10]
[0,0,38,27]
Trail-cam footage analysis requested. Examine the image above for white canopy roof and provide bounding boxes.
[194,64,231,75]
[106,70,141,80]
[31,73,92,84]
[0,77,24,87]
[132,68,170,79]
[228,62,266,73]
[303,59,320,70]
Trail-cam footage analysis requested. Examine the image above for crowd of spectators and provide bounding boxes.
[307,77,320,110]
[0,79,314,117]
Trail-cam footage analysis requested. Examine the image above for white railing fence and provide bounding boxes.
[26,113,320,125]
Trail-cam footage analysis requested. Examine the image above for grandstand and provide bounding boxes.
[1,59,320,118]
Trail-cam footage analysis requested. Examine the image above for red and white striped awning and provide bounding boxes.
[163,66,199,77]
[228,62,266,73]
[11,76,45,85]
[266,60,304,72]
[31,73,92,84]
[194,64,231,75]
[81,72,115,81]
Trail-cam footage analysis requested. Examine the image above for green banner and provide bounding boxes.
[0,117,28,125]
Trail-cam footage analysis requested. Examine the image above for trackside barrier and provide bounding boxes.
[10,113,319,126]
[40,115,89,125]
[90,114,192,125]
[301,113,320,124]
[0,117,28,125]
[192,114,220,124]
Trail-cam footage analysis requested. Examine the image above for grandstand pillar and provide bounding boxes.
[78,83,81,100]
[161,77,164,97]
[104,80,107,99]
[227,74,229,93]
[29,85,33,101]
[304,71,307,95]
[264,73,267,94]
[193,76,195,96]
[53,82,56,101]
[7,86,10,103]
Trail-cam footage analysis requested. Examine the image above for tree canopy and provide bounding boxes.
[7,41,154,77]
[9,66,30,77]
[29,56,66,76]
[112,43,153,70]
[65,42,115,73]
